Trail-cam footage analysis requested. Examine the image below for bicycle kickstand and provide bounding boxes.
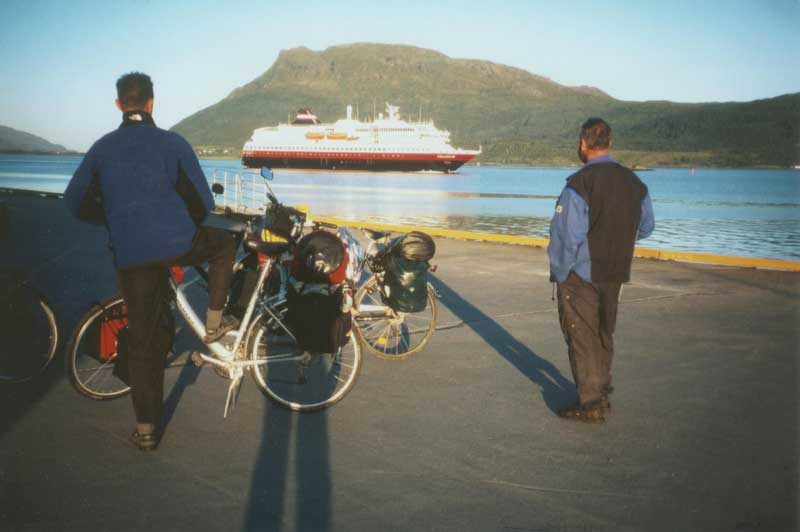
[223,372,244,418]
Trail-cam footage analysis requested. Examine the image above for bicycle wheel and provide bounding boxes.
[247,307,362,412]
[353,275,437,360]
[0,284,58,383]
[66,295,131,400]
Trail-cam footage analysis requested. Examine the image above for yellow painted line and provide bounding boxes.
[312,215,800,272]
[631,248,800,271]
[313,216,549,247]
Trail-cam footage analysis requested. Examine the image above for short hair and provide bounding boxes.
[116,72,154,108]
[580,118,611,150]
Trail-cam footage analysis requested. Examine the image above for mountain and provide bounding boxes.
[0,124,68,153]
[172,43,800,167]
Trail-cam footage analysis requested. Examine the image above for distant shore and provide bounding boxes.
[1,150,795,170]
[0,149,83,156]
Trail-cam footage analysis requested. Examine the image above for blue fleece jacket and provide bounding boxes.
[547,155,655,283]
[64,118,214,269]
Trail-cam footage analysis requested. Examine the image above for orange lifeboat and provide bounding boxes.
[326,132,348,140]
[305,131,324,140]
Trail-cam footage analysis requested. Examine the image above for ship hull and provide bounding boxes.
[242,152,475,172]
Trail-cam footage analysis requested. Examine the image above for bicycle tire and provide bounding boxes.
[0,284,58,383]
[65,295,131,400]
[247,307,362,412]
[352,275,437,360]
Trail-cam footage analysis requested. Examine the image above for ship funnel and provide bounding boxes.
[346,105,352,120]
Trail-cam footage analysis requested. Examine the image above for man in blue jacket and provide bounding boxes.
[548,118,655,423]
[65,72,238,450]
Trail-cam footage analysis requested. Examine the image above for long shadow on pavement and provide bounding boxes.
[244,353,334,530]
[429,275,575,412]
[244,409,332,531]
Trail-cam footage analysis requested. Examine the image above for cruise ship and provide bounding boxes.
[241,104,481,172]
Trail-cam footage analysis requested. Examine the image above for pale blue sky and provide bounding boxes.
[1,0,797,151]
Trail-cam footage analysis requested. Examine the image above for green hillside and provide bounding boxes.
[0,124,68,153]
[172,43,800,167]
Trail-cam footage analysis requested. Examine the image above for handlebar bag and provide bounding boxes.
[264,203,306,241]
[383,254,430,313]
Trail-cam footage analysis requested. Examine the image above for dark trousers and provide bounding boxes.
[117,226,236,424]
[557,272,621,406]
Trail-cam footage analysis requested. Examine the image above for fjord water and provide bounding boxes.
[1,154,798,261]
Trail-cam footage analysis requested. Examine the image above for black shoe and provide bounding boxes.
[557,400,606,423]
[204,315,240,344]
[601,385,614,410]
[129,430,160,452]
[600,395,612,410]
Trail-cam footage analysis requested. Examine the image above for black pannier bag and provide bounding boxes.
[383,254,430,313]
[286,286,352,353]
[286,230,352,352]
[294,230,345,283]
[381,231,435,313]
[264,203,306,241]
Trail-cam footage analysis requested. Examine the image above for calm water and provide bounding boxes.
[1,154,798,261]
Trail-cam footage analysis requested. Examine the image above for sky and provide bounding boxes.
[1,0,798,152]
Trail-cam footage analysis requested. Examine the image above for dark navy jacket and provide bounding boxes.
[64,114,214,269]
[547,155,655,283]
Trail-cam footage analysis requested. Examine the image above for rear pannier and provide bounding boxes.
[382,231,436,313]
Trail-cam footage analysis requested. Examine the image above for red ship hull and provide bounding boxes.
[241,150,476,172]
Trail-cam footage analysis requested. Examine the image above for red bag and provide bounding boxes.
[99,304,128,361]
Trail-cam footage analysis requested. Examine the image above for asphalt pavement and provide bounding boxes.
[1,192,797,532]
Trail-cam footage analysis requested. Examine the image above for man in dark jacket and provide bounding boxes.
[65,72,238,450]
[547,118,655,423]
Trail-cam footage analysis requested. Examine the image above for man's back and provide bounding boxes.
[65,120,213,269]
[567,161,648,283]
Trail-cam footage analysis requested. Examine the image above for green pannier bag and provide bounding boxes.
[383,253,430,313]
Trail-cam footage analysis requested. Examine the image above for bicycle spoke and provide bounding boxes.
[362,319,389,337]
[253,352,305,364]
[82,359,115,385]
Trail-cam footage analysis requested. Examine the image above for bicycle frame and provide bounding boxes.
[169,254,297,370]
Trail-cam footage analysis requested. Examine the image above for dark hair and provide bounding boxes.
[580,118,611,150]
[116,72,154,108]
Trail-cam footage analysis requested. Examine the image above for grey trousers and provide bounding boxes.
[557,272,621,406]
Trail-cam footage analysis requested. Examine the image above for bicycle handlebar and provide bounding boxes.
[314,220,338,230]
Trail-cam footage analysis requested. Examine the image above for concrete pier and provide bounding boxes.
[1,191,797,532]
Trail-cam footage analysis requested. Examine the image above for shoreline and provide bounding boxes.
[2,151,795,170]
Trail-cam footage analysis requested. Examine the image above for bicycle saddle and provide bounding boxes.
[362,228,391,241]
[244,238,290,257]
